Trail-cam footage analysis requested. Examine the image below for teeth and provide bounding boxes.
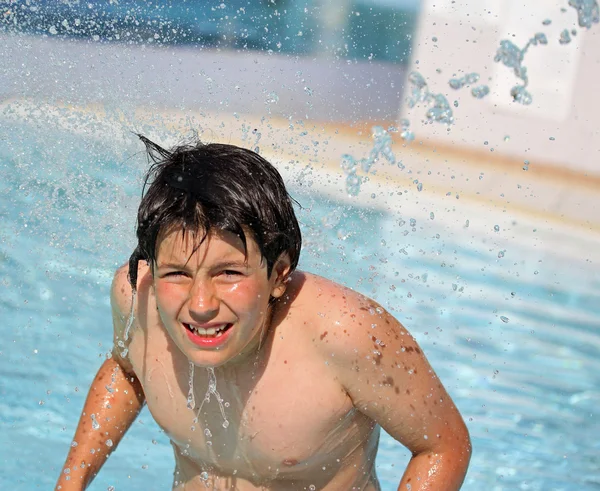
[189,324,229,337]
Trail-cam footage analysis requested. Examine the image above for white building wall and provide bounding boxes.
[401,0,600,177]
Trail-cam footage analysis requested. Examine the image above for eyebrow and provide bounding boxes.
[156,260,248,270]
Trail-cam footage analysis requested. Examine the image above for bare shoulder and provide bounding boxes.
[110,262,152,318]
[110,261,151,372]
[110,263,134,320]
[291,271,403,346]
[295,273,470,457]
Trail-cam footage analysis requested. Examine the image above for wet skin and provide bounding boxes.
[108,229,470,490]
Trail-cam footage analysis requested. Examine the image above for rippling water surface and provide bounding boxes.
[1,123,599,490]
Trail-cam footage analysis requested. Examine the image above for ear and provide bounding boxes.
[270,253,292,299]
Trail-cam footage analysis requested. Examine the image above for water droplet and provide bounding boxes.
[559,29,572,44]
[500,316,509,323]
[471,85,490,99]
[91,414,100,430]
[494,225,500,232]
[568,0,600,28]
[309,486,316,490]
[105,439,113,447]
[510,85,532,105]
[200,471,209,481]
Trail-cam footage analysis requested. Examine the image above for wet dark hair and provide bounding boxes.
[127,135,302,292]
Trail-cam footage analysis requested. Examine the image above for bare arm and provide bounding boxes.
[321,286,471,490]
[56,267,146,490]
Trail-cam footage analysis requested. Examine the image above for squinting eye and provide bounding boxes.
[165,271,186,277]
[223,270,242,276]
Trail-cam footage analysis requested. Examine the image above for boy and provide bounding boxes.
[56,136,471,490]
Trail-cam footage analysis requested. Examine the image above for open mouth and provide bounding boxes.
[184,323,233,338]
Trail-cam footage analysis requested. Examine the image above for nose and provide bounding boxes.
[188,278,219,321]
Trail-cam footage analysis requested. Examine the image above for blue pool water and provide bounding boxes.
[1,121,599,490]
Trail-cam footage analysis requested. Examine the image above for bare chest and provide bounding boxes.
[127,316,371,481]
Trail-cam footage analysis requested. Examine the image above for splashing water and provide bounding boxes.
[471,85,490,99]
[426,94,454,125]
[406,71,430,108]
[494,33,547,105]
[559,29,573,44]
[187,362,196,410]
[399,118,414,143]
[340,126,397,195]
[510,86,533,105]
[569,0,599,28]
[406,72,454,125]
[116,290,137,358]
[187,364,230,429]
[448,72,480,90]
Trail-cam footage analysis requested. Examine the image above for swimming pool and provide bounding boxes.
[1,119,599,490]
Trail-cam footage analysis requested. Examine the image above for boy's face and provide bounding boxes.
[152,227,286,367]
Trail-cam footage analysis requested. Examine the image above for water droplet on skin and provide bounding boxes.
[91,414,100,430]
[105,439,113,447]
